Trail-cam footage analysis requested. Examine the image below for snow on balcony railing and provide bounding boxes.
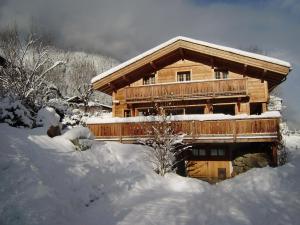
[86,111,281,124]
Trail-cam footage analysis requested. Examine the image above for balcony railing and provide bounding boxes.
[124,78,247,103]
[87,117,279,143]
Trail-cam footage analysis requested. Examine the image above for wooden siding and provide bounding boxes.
[187,161,231,178]
[124,78,247,103]
[87,117,279,143]
[92,39,290,94]
[112,60,269,117]
[132,60,240,85]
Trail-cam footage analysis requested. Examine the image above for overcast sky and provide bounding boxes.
[0,0,299,128]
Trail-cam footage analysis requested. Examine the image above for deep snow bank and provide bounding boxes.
[0,124,299,225]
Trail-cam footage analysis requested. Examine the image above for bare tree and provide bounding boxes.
[139,104,189,176]
[0,24,64,108]
[77,84,93,113]
[66,59,95,93]
[68,59,96,112]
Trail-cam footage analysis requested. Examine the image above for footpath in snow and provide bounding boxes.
[0,124,300,225]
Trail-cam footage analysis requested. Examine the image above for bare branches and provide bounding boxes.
[139,104,189,176]
[0,24,65,109]
[77,84,94,113]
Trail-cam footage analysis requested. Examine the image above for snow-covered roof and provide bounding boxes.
[87,102,112,108]
[66,96,80,102]
[91,36,291,84]
[86,111,281,124]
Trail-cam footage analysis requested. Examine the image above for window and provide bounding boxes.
[165,108,184,116]
[250,103,262,115]
[185,107,204,115]
[213,104,235,115]
[124,109,131,117]
[143,74,155,85]
[138,108,157,116]
[177,71,191,82]
[192,149,206,156]
[214,69,228,79]
[210,148,225,156]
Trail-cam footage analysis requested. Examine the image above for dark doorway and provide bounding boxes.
[250,103,262,115]
[218,168,226,180]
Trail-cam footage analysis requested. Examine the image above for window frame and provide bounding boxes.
[143,74,156,85]
[214,68,228,80]
[124,109,131,117]
[210,148,225,156]
[192,148,207,157]
[177,71,191,82]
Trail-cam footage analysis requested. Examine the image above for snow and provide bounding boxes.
[62,127,94,140]
[0,96,34,128]
[87,101,112,108]
[91,36,292,83]
[36,107,60,128]
[268,95,284,111]
[86,111,281,124]
[1,123,300,225]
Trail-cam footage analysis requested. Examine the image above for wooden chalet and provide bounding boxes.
[88,36,291,180]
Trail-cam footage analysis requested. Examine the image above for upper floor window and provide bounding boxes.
[192,149,206,156]
[143,74,155,85]
[214,69,228,79]
[177,71,191,82]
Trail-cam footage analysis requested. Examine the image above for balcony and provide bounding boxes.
[124,78,248,103]
[87,116,279,143]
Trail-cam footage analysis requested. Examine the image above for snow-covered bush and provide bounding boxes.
[36,107,61,128]
[47,98,108,128]
[268,95,284,111]
[63,127,94,151]
[139,105,189,176]
[0,96,34,127]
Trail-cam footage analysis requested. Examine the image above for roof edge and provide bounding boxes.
[91,36,292,84]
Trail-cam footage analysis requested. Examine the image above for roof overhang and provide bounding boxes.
[92,36,292,95]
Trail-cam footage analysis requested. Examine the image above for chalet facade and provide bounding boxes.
[87,36,291,180]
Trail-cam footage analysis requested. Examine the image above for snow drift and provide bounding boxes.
[0,124,300,225]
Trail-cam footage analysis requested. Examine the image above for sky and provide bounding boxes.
[0,0,299,128]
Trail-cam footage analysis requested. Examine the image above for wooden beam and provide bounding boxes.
[261,69,267,83]
[122,76,130,83]
[108,82,117,91]
[210,57,214,69]
[149,61,157,70]
[179,48,185,60]
[243,64,248,78]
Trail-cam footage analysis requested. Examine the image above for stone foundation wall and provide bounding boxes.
[232,153,271,176]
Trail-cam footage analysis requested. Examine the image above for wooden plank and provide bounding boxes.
[124,78,248,103]
[87,117,279,143]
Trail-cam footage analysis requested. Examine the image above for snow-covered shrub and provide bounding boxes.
[62,127,94,151]
[46,98,72,117]
[139,105,189,176]
[0,96,34,128]
[36,107,61,128]
[46,98,102,127]
[268,95,284,111]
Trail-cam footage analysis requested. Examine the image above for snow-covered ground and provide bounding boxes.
[0,124,300,225]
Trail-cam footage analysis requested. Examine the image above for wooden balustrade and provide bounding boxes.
[124,78,247,103]
[87,117,279,143]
